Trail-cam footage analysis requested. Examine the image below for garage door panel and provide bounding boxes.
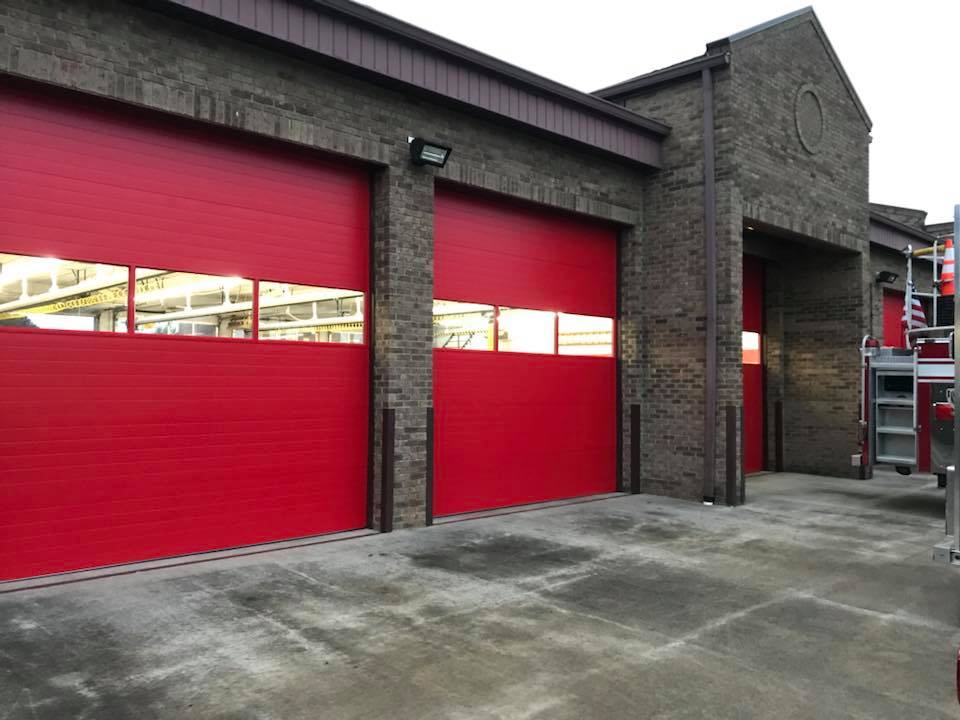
[0,331,368,579]
[3,448,366,501]
[2,181,366,255]
[435,188,616,317]
[0,132,367,211]
[0,90,369,291]
[0,100,368,200]
[436,244,610,314]
[1,94,368,210]
[5,481,366,541]
[2,499,363,581]
[434,351,616,515]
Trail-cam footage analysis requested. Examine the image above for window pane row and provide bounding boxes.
[432,300,614,356]
[0,253,363,344]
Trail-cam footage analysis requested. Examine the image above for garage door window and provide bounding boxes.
[135,269,254,338]
[1,254,368,345]
[0,252,128,332]
[259,282,364,344]
[433,299,615,357]
[558,313,614,356]
[498,307,555,354]
[433,300,495,350]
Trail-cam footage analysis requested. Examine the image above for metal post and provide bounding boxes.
[933,239,939,328]
[701,67,718,503]
[943,205,960,562]
[953,203,959,553]
[905,244,914,347]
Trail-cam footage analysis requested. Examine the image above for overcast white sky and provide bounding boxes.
[364,0,959,225]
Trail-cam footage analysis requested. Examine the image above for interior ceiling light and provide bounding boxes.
[408,136,452,168]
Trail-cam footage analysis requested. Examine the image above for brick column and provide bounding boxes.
[619,225,643,492]
[713,198,745,504]
[781,250,867,477]
[370,162,434,530]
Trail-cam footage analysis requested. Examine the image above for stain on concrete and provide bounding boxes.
[406,533,598,580]
[540,560,770,636]
[875,491,945,518]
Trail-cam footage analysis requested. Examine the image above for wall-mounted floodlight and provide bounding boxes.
[875,270,899,284]
[408,136,452,168]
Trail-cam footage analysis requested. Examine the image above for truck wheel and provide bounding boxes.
[938,474,948,489]
[895,466,912,476]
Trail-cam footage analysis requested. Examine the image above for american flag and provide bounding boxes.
[901,294,927,342]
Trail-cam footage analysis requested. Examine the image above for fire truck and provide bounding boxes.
[857,238,954,486]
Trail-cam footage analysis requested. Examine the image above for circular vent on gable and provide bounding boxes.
[795,84,824,154]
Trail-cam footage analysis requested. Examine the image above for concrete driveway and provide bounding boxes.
[1,472,958,719]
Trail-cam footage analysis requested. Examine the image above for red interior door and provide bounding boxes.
[742,255,765,474]
[883,290,906,347]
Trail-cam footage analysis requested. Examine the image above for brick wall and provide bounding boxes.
[727,16,870,253]
[0,0,646,527]
[620,11,871,493]
[621,75,713,500]
[724,15,870,480]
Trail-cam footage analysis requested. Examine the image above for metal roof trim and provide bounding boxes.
[306,0,670,136]
[593,52,730,100]
[870,211,938,245]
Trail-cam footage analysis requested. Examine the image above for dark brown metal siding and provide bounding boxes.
[165,0,662,167]
[870,220,930,253]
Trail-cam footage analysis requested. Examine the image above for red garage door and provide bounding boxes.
[433,188,617,516]
[742,255,764,474]
[0,88,369,581]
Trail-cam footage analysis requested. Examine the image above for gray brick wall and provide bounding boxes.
[728,15,869,482]
[0,0,646,527]
[622,75,713,500]
[728,17,870,253]
[370,165,435,529]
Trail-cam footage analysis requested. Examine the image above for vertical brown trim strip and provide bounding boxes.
[725,405,737,506]
[366,172,377,530]
[701,67,718,503]
[380,407,395,533]
[774,400,784,472]
[425,407,434,526]
[616,229,624,492]
[126,266,136,335]
[739,405,746,505]
[630,404,642,494]
[759,262,767,470]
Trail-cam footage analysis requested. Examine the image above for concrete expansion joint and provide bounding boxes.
[791,591,959,634]
[637,593,794,662]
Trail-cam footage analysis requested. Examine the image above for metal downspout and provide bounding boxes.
[701,66,719,503]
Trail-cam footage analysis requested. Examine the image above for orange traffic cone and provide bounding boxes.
[941,237,955,297]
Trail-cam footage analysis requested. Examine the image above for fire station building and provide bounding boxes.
[0,1,888,580]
